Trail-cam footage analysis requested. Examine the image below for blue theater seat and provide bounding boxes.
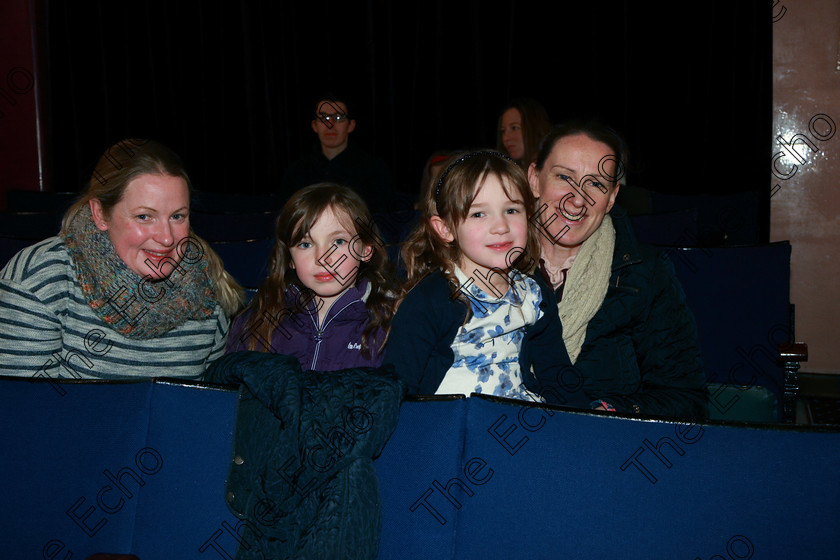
[667,242,798,422]
[0,378,236,559]
[191,191,283,214]
[650,191,760,246]
[6,189,79,213]
[0,236,39,269]
[208,238,273,289]
[371,209,419,278]
[243,287,258,304]
[629,208,698,246]
[0,378,837,559]
[190,211,276,242]
[0,212,64,269]
[373,208,418,246]
[0,211,63,239]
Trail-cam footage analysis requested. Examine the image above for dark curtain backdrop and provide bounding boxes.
[43,1,771,213]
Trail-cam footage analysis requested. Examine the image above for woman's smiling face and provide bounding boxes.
[90,173,191,279]
[528,133,620,258]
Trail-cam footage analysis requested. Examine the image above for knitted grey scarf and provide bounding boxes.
[62,206,218,339]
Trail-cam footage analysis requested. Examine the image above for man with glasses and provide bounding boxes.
[281,94,392,212]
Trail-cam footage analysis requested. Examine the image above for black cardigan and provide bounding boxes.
[382,271,590,409]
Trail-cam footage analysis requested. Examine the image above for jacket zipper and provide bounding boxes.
[309,297,363,370]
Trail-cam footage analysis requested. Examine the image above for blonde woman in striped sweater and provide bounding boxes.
[0,139,243,382]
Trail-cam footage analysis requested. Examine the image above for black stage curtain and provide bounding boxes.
[43,0,771,227]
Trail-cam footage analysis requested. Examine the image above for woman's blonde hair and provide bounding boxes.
[400,150,541,308]
[239,183,396,357]
[61,139,244,316]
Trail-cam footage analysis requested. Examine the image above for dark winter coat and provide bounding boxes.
[204,351,405,560]
[557,207,708,418]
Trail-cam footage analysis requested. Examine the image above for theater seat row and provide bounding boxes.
[1,190,803,423]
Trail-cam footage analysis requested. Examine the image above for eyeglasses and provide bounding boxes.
[315,112,350,124]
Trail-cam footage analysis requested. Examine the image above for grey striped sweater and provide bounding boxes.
[0,237,230,382]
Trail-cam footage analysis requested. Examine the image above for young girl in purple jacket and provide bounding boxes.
[225,183,396,371]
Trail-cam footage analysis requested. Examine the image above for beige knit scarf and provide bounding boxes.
[555,214,615,363]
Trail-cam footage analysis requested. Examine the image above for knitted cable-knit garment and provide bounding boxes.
[62,206,218,338]
[204,351,405,560]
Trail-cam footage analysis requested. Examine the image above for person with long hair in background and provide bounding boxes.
[497,98,552,169]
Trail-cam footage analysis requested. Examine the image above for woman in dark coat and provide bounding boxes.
[527,121,708,418]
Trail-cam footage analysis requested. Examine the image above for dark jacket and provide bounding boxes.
[382,271,589,409]
[204,351,405,560]
[225,280,384,372]
[557,207,708,418]
[280,144,392,212]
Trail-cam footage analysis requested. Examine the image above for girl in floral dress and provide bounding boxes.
[383,150,587,408]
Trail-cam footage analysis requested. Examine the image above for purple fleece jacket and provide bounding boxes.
[225,279,384,371]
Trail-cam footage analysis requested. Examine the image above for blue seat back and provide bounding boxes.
[667,243,791,419]
[191,211,276,241]
[0,378,236,559]
[650,191,760,246]
[191,191,283,214]
[0,211,63,239]
[6,189,79,213]
[1,380,838,559]
[0,236,39,269]
[208,238,273,289]
[629,208,698,246]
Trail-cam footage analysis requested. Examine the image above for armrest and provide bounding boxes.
[778,342,808,424]
[779,342,808,362]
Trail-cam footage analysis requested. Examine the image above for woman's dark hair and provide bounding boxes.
[534,119,629,187]
[496,98,552,168]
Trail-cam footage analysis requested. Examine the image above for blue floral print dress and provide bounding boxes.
[435,266,544,401]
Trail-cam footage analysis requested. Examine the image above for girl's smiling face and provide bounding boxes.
[432,174,528,296]
[289,205,371,317]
